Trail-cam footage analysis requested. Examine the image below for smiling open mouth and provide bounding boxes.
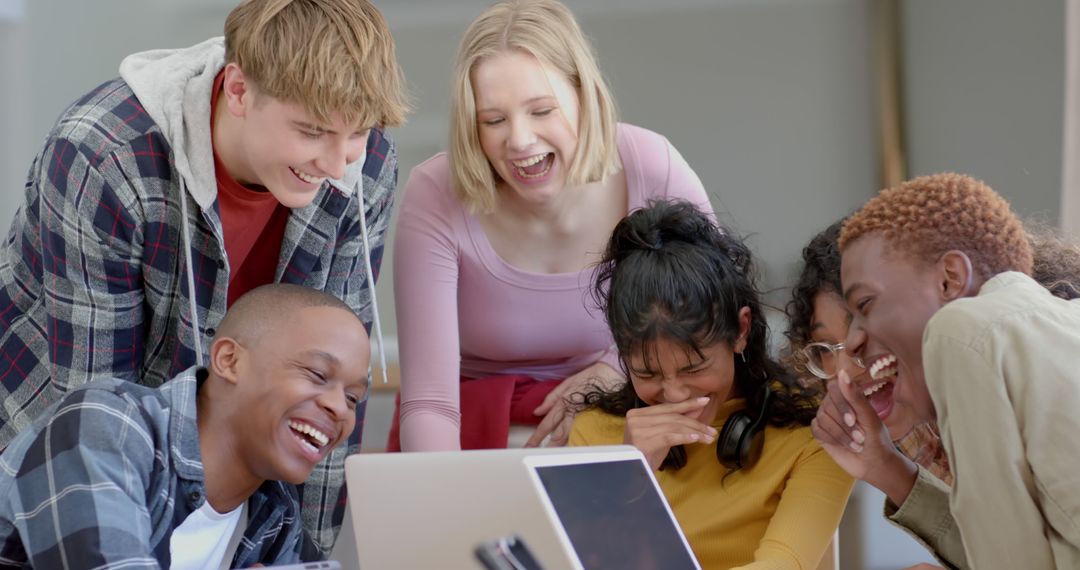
[861,354,898,419]
[289,166,325,186]
[869,354,897,381]
[511,153,553,180]
[288,419,330,455]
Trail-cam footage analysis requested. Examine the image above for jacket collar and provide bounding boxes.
[161,366,207,482]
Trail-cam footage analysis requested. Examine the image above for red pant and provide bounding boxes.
[386,375,564,451]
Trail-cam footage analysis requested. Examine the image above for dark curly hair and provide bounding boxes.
[840,173,1033,279]
[783,219,845,378]
[1027,221,1080,300]
[578,199,820,472]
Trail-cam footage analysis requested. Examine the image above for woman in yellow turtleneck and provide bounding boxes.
[570,200,853,569]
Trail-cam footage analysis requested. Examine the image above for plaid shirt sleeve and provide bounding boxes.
[296,128,398,559]
[0,387,160,569]
[0,123,154,444]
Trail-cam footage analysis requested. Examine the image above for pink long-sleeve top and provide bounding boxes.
[393,123,713,450]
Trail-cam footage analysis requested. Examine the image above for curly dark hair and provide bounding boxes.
[783,219,845,376]
[840,173,1033,279]
[577,199,820,472]
[1027,221,1080,300]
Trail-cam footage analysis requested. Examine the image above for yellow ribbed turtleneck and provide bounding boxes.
[569,398,853,569]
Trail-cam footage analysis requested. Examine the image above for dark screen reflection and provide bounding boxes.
[535,460,699,570]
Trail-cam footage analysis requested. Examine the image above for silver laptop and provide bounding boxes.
[335,446,700,569]
[336,446,621,569]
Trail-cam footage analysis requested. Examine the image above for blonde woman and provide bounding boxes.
[389,0,712,451]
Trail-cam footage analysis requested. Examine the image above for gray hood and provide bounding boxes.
[119,37,224,211]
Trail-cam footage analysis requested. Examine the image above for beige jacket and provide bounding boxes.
[891,272,1080,569]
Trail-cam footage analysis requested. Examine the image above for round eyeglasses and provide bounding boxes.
[799,341,865,380]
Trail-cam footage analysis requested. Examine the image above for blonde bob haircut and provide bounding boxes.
[225,0,409,129]
[450,0,620,213]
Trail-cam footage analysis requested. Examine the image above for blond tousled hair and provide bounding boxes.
[224,0,409,129]
[449,0,620,213]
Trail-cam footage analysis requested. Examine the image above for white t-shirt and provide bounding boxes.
[170,499,246,570]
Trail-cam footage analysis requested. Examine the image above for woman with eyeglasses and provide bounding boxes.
[784,220,952,485]
[785,219,955,570]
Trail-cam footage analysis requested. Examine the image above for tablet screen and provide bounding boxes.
[531,459,699,570]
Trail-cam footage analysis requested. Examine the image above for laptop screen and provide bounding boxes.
[529,457,700,570]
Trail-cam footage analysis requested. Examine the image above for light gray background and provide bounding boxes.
[0,0,1067,323]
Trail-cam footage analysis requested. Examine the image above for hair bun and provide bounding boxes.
[608,199,713,259]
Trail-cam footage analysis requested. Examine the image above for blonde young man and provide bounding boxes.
[0,0,407,558]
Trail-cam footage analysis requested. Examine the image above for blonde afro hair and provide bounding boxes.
[839,173,1033,279]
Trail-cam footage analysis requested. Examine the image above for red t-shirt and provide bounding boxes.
[210,71,290,306]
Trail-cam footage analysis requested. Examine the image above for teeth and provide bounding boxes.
[862,381,887,397]
[869,354,897,380]
[511,154,553,180]
[288,420,330,447]
[290,167,325,185]
[512,154,547,167]
[296,437,319,455]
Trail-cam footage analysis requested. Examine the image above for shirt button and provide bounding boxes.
[205,328,215,337]
[217,260,225,269]
[189,490,201,503]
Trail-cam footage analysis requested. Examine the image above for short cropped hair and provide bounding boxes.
[449,0,620,213]
[839,173,1033,279]
[217,283,361,346]
[224,0,409,129]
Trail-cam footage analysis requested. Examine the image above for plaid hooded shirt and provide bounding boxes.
[0,368,305,568]
[0,38,396,558]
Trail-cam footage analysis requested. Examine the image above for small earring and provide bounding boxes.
[739,350,748,364]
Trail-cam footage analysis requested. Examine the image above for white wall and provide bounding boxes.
[2,1,1068,321]
[1,1,227,231]
[378,0,880,336]
[0,0,881,336]
[0,11,27,222]
[903,0,1066,224]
